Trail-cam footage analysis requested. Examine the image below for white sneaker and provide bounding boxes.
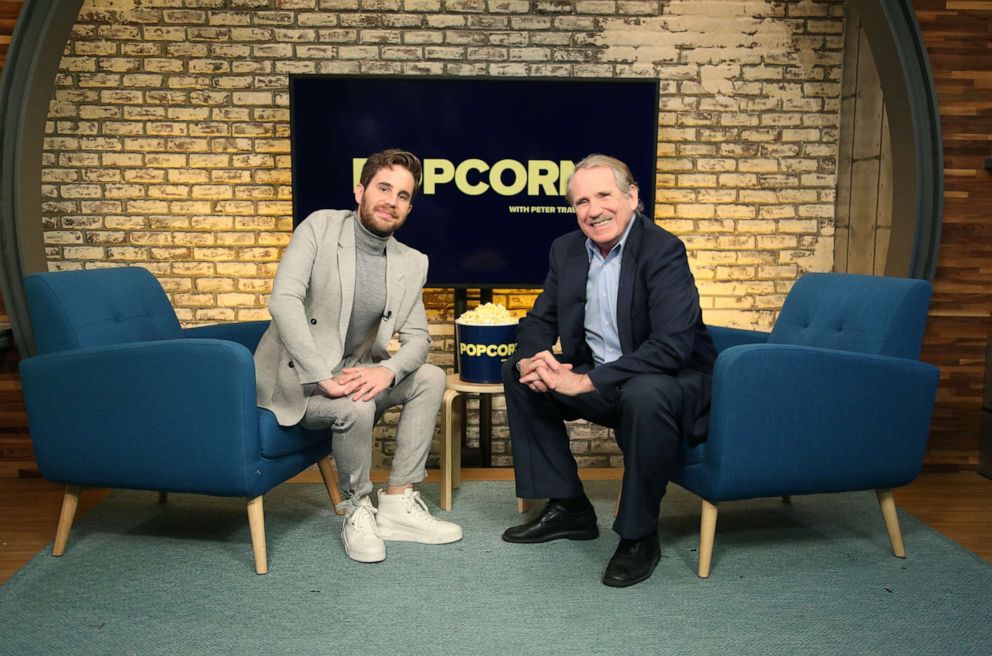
[376,489,463,544]
[340,496,385,563]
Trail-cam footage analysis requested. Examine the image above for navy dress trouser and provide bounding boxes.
[502,357,686,539]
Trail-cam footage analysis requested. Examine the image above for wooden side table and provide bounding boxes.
[440,373,503,511]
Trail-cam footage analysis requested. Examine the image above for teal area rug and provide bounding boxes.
[1,481,990,655]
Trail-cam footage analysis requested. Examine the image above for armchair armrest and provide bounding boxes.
[683,343,940,501]
[183,320,270,353]
[706,325,769,353]
[19,338,264,496]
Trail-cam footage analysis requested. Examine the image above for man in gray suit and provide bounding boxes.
[255,149,461,563]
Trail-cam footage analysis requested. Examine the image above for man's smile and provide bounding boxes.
[588,215,613,229]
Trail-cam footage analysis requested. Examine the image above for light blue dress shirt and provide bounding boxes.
[584,216,637,366]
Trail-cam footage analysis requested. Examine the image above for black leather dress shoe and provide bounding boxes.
[501,501,599,543]
[602,532,661,587]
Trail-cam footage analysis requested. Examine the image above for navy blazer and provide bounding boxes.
[517,214,716,437]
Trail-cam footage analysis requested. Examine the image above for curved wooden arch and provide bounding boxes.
[851,0,943,280]
[0,0,83,355]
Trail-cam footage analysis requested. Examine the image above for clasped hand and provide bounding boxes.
[517,350,594,396]
[318,366,394,402]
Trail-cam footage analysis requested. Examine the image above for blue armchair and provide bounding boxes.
[19,266,342,574]
[673,273,940,577]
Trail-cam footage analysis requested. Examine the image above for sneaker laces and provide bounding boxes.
[341,498,380,536]
[402,491,438,523]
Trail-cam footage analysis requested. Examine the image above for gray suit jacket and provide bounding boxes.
[255,209,431,426]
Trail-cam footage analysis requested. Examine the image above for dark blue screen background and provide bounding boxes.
[290,76,659,288]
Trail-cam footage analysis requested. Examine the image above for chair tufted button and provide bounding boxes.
[310,318,317,325]
[288,361,294,368]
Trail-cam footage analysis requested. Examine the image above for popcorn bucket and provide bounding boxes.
[456,320,518,384]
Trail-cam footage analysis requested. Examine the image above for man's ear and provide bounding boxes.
[626,184,639,212]
[354,184,365,206]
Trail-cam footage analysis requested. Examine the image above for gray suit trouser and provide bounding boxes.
[301,363,446,501]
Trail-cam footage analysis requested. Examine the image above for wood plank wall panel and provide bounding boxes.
[834,11,892,279]
[0,350,32,478]
[0,0,22,325]
[874,110,892,275]
[834,10,857,273]
[0,2,22,72]
[915,0,992,467]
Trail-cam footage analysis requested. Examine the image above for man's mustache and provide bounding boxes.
[373,203,398,219]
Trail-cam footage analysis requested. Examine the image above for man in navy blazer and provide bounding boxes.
[501,154,716,587]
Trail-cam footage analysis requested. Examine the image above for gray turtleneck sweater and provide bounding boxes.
[340,219,388,366]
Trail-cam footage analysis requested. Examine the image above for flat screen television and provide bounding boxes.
[290,75,659,288]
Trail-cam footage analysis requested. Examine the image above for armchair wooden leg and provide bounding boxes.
[698,499,719,578]
[52,485,82,557]
[247,496,268,575]
[158,491,168,503]
[317,455,344,515]
[441,388,463,511]
[452,398,462,492]
[516,498,532,513]
[781,495,791,503]
[876,489,906,558]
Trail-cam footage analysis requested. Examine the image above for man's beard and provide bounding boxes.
[358,196,404,237]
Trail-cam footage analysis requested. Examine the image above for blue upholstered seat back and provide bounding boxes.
[768,273,931,358]
[25,267,183,355]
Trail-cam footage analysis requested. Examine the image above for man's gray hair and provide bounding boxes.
[565,153,645,213]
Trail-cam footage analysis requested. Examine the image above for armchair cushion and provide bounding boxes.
[258,409,328,458]
[707,325,769,352]
[183,320,270,353]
